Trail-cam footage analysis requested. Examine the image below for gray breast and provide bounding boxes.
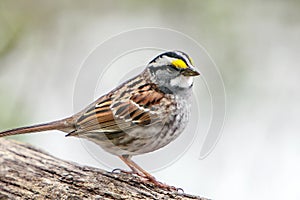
[131,96,191,155]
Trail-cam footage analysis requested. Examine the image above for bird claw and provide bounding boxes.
[111,168,146,178]
[112,168,183,192]
[176,187,185,193]
[141,177,183,192]
[111,168,124,174]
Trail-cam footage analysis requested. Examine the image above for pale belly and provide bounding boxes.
[81,99,191,156]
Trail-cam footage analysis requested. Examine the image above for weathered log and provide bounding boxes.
[0,139,207,200]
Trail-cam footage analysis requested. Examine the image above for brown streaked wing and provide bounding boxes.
[110,83,165,127]
[74,83,166,135]
[75,94,123,134]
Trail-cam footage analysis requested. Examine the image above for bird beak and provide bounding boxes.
[181,68,200,76]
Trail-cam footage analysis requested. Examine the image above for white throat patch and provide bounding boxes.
[170,75,193,88]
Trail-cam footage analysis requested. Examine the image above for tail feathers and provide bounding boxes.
[0,117,75,137]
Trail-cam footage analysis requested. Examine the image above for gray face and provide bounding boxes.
[154,65,180,86]
[147,51,200,94]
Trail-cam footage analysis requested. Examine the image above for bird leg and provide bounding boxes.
[116,155,148,178]
[118,155,177,191]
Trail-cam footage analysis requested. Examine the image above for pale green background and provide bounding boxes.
[1,1,300,199]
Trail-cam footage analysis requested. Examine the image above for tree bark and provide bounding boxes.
[0,139,208,200]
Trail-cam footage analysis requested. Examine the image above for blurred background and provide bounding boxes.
[1,0,300,199]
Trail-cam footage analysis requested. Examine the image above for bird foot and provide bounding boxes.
[140,175,183,192]
[112,168,183,192]
[112,168,146,178]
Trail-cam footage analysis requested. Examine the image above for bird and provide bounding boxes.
[0,50,200,189]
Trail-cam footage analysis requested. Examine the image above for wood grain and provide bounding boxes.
[0,138,208,200]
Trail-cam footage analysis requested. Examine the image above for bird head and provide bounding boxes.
[147,50,200,93]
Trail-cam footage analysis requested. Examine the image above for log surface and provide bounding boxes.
[0,139,207,200]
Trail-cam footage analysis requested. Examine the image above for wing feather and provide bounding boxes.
[74,83,166,136]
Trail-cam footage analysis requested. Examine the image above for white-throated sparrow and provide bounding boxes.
[0,50,200,189]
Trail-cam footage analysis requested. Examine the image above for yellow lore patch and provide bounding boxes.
[171,59,188,69]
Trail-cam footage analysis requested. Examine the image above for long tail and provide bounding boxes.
[0,117,75,137]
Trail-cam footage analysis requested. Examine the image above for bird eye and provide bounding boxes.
[167,66,178,73]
